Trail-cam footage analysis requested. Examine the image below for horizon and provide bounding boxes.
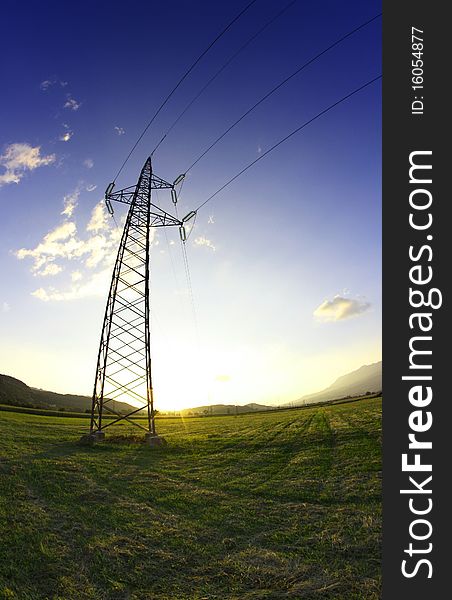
[1,359,382,412]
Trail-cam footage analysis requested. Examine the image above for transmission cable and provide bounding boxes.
[112,0,260,183]
[193,74,381,213]
[151,0,299,156]
[183,13,381,175]
[180,238,199,342]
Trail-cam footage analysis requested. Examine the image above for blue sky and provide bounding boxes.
[0,0,381,409]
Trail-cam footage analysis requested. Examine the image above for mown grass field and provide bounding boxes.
[0,397,381,600]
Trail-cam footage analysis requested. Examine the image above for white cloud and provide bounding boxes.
[71,270,82,282]
[16,220,78,274]
[84,234,112,268]
[59,130,73,142]
[313,295,371,322]
[14,154,167,299]
[61,187,80,217]
[15,189,126,297]
[64,95,81,111]
[16,213,116,276]
[40,79,55,90]
[194,236,215,251]
[58,123,74,143]
[40,78,69,90]
[44,221,77,243]
[31,288,50,301]
[87,202,109,232]
[1,302,10,313]
[31,267,113,302]
[114,126,125,135]
[0,143,55,187]
[83,158,94,169]
[38,263,63,277]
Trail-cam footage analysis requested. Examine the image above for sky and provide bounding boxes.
[0,0,381,410]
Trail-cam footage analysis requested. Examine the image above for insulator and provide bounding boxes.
[105,182,115,198]
[105,198,114,215]
[179,226,187,242]
[173,173,185,186]
[182,210,196,223]
[171,189,177,204]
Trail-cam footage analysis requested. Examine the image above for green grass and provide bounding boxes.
[0,397,381,600]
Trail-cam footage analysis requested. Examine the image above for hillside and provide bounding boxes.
[0,374,135,413]
[293,361,382,406]
[1,361,382,415]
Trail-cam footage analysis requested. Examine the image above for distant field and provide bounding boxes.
[0,397,381,600]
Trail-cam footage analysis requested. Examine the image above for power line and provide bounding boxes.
[163,226,180,291]
[112,0,260,183]
[184,13,381,174]
[154,188,180,293]
[180,239,199,341]
[151,0,299,156]
[194,74,381,212]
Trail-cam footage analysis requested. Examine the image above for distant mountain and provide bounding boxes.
[0,374,135,414]
[1,362,381,416]
[180,402,272,416]
[291,361,382,406]
[178,363,382,415]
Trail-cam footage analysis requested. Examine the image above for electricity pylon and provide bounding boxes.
[81,156,191,445]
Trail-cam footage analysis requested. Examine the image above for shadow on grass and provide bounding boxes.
[28,434,171,466]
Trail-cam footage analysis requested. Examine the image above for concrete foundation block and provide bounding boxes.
[145,433,167,447]
[78,430,105,445]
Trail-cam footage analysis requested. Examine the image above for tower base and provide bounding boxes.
[145,433,167,447]
[79,430,106,445]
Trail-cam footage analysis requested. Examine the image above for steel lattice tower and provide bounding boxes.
[82,157,187,444]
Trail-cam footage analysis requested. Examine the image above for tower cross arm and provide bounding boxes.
[106,185,136,207]
[105,174,173,208]
[149,208,182,228]
[150,174,174,190]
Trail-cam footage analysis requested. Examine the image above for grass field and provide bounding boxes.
[0,397,381,600]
